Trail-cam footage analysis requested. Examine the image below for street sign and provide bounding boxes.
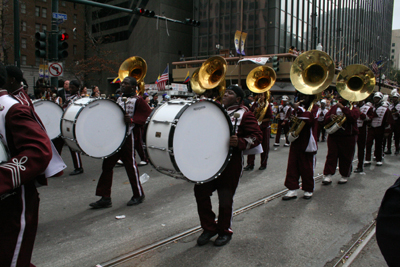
[52,13,67,20]
[48,62,63,77]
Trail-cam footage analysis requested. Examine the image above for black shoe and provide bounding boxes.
[384,150,392,155]
[197,231,217,246]
[354,168,363,173]
[244,165,254,171]
[259,166,266,170]
[127,195,145,206]
[214,234,232,246]
[69,168,83,176]
[89,197,112,209]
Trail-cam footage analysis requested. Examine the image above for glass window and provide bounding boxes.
[42,25,47,32]
[74,14,77,24]
[35,7,40,17]
[21,21,26,32]
[74,31,77,39]
[393,43,395,47]
[42,8,47,18]
[36,57,40,66]
[392,49,395,53]
[21,3,26,14]
[21,55,27,65]
[61,1,66,7]
[21,38,27,49]
[35,24,40,32]
[73,45,77,55]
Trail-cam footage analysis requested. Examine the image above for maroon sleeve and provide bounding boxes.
[133,97,152,126]
[342,106,360,122]
[265,104,273,119]
[0,105,52,195]
[324,106,335,125]
[237,111,263,151]
[366,107,374,120]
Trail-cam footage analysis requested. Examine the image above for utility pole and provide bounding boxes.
[14,0,20,67]
[238,0,243,87]
[311,2,317,50]
[50,0,59,88]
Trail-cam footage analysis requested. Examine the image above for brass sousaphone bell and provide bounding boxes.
[246,65,276,94]
[195,56,227,100]
[290,50,335,95]
[190,68,206,95]
[118,56,147,96]
[324,64,376,134]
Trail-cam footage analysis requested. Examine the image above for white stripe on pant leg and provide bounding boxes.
[130,134,142,196]
[75,152,81,168]
[11,186,27,267]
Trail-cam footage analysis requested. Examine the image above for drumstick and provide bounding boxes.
[232,112,240,134]
[122,97,127,111]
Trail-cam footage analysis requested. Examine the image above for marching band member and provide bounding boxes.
[354,101,374,173]
[194,85,262,247]
[317,99,328,142]
[274,95,291,147]
[322,95,360,185]
[385,93,400,155]
[364,92,392,167]
[282,93,319,200]
[244,92,273,171]
[90,77,152,209]
[52,80,84,175]
[0,64,53,267]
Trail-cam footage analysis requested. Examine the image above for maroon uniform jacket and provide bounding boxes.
[250,101,273,130]
[324,104,360,136]
[290,104,319,153]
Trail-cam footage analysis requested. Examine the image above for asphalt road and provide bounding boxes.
[31,137,395,267]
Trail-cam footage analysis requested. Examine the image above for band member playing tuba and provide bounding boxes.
[322,95,360,185]
[244,92,273,171]
[282,93,319,200]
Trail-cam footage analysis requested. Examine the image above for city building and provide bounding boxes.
[1,0,85,90]
[391,29,400,70]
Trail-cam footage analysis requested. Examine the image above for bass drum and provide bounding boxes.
[32,100,64,140]
[61,98,127,158]
[144,99,232,184]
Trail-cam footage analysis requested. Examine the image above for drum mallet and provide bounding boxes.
[122,97,127,111]
[232,112,240,134]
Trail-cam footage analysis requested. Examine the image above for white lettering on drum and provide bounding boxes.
[193,106,206,111]
[88,103,100,109]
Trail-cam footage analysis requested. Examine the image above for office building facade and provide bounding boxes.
[193,0,393,67]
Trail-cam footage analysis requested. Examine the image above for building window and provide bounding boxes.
[74,14,77,24]
[73,45,77,55]
[21,38,27,49]
[393,43,395,47]
[392,55,395,59]
[35,57,40,66]
[392,49,395,53]
[21,21,26,32]
[42,25,47,32]
[35,7,40,17]
[43,0,47,2]
[35,24,41,32]
[21,3,26,14]
[73,31,77,39]
[61,1,66,7]
[42,8,47,18]
[21,55,27,65]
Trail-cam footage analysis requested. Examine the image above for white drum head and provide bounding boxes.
[172,101,231,182]
[33,100,63,139]
[74,99,127,158]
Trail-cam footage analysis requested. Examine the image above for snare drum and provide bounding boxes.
[144,99,232,183]
[61,98,127,158]
[32,100,64,140]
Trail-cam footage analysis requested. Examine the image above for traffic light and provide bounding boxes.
[272,55,279,72]
[35,32,46,58]
[58,32,69,59]
[135,8,155,17]
[185,18,200,27]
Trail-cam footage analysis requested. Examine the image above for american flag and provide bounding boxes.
[157,65,169,90]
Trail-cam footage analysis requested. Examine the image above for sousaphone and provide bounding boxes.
[118,56,147,96]
[288,50,335,141]
[197,56,227,101]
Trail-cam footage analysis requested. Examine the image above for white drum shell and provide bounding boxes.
[145,99,232,183]
[32,100,64,140]
[61,98,127,158]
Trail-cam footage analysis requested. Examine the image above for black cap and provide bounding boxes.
[226,85,244,101]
